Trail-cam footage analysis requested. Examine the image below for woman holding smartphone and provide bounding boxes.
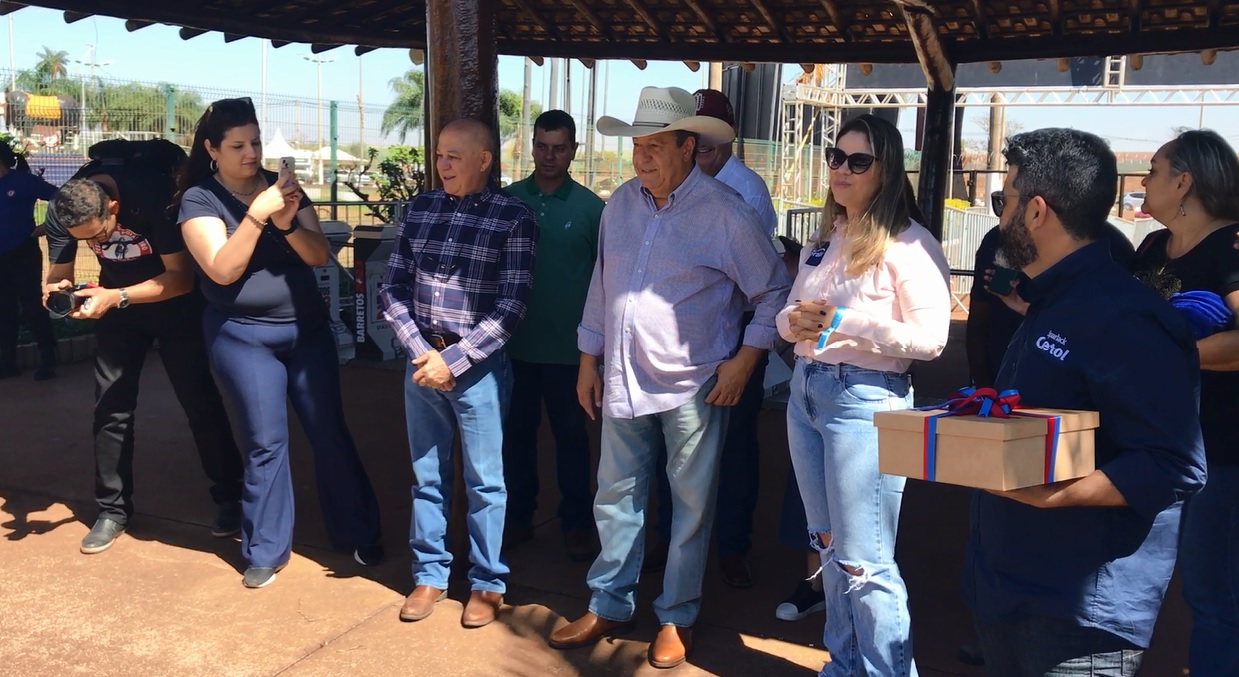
[175,97,382,589]
[776,114,951,676]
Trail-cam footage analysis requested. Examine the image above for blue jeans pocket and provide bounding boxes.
[840,370,896,403]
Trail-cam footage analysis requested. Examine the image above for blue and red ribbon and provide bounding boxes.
[915,387,1060,483]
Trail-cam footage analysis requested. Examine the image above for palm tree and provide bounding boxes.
[381,69,423,143]
[32,47,69,90]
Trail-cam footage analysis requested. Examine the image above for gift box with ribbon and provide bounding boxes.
[874,387,1098,491]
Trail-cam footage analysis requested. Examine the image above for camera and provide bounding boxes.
[46,283,92,319]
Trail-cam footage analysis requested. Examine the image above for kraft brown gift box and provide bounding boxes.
[873,407,1099,491]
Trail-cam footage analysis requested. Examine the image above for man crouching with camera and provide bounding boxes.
[43,175,244,554]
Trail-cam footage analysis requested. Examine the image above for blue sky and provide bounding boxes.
[4,7,1238,152]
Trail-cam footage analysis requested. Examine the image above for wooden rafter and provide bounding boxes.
[1207,0,1221,29]
[1127,0,1141,33]
[631,59,648,69]
[894,0,954,90]
[0,1,20,16]
[682,0,727,42]
[179,26,208,40]
[624,0,668,42]
[63,10,90,22]
[564,0,614,40]
[749,0,791,43]
[684,60,701,71]
[355,45,377,56]
[508,0,561,40]
[310,43,343,53]
[818,0,848,40]
[1046,0,1062,37]
[967,0,988,40]
[124,19,152,31]
[223,32,245,42]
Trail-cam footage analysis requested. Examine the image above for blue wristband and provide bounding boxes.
[816,307,845,349]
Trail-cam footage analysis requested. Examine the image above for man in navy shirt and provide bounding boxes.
[964,128,1206,675]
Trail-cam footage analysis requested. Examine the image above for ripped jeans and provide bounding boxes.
[787,359,917,677]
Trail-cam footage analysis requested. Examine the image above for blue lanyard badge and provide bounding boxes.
[805,242,830,267]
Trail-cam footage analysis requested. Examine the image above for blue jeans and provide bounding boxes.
[653,352,768,555]
[1180,464,1239,677]
[204,311,381,568]
[974,615,1143,676]
[405,352,511,593]
[587,377,727,627]
[786,359,917,677]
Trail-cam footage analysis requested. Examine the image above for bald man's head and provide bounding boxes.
[437,118,495,197]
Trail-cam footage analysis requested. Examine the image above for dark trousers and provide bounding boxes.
[94,294,243,523]
[203,308,380,568]
[655,328,768,555]
[0,238,54,367]
[974,615,1144,677]
[502,359,594,532]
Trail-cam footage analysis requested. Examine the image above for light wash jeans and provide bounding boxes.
[1180,464,1239,677]
[404,352,511,594]
[786,359,917,677]
[587,376,727,627]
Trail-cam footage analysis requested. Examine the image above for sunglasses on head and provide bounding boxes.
[825,147,876,174]
[205,97,256,119]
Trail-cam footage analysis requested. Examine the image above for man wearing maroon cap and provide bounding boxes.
[647,88,779,589]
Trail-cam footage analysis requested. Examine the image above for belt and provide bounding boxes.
[421,329,462,350]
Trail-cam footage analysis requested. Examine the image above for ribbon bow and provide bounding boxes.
[916,387,1060,485]
[1169,290,1234,339]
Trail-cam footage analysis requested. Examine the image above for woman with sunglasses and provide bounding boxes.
[176,98,382,589]
[1133,129,1239,676]
[0,141,58,379]
[776,114,951,676]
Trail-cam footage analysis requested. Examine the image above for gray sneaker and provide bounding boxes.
[80,517,126,554]
[211,501,242,538]
[243,562,287,589]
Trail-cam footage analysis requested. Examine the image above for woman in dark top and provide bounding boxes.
[1134,129,1239,676]
[0,142,57,379]
[175,97,381,589]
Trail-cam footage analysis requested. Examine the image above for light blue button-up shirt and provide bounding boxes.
[578,166,791,419]
[715,155,778,238]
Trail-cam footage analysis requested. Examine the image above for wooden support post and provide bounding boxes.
[425,0,499,190]
[918,83,956,241]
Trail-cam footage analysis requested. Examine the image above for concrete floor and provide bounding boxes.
[0,321,1190,676]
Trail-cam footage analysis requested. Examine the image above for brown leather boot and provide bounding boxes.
[399,585,446,622]
[548,611,636,649]
[461,590,503,628]
[649,624,693,669]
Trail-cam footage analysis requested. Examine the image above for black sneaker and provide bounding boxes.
[775,578,826,621]
[354,543,385,567]
[243,562,287,589]
[80,517,126,554]
[211,501,242,538]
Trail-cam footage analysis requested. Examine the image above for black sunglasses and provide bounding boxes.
[825,147,876,174]
[991,191,1061,218]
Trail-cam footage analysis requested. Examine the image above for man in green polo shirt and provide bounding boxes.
[502,110,605,561]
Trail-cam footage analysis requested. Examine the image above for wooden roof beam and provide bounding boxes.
[223,33,246,43]
[124,19,153,31]
[967,0,988,40]
[1047,0,1063,37]
[355,45,378,56]
[528,55,544,67]
[1127,0,1142,33]
[682,0,727,42]
[0,2,21,17]
[624,0,669,42]
[564,0,615,40]
[818,0,849,41]
[631,59,648,70]
[749,0,792,43]
[1207,0,1221,29]
[684,60,701,72]
[179,26,208,40]
[895,0,954,90]
[310,43,344,53]
[508,0,562,41]
[63,10,90,23]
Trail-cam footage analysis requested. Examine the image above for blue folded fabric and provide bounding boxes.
[1169,290,1234,338]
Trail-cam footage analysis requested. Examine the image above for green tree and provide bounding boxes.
[498,89,542,142]
[381,69,423,144]
[344,146,425,223]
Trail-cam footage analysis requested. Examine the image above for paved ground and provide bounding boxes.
[0,321,1190,676]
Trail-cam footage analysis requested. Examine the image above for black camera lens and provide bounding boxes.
[46,288,82,319]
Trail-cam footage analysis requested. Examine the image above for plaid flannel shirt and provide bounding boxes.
[379,183,538,376]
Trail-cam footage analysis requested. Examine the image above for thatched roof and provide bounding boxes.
[4,0,1238,68]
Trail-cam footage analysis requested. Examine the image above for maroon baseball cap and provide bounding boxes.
[693,89,735,129]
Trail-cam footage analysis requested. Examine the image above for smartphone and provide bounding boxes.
[988,266,1019,295]
[278,156,295,187]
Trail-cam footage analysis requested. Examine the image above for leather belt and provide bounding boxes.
[421,329,462,350]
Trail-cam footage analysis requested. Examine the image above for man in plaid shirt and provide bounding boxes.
[379,118,538,629]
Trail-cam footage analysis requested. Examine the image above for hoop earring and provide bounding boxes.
[210,159,218,173]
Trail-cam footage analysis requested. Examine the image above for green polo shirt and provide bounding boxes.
[505,175,605,365]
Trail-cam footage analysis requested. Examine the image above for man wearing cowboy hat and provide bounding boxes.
[547,86,791,668]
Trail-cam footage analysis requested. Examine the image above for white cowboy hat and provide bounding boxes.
[596,86,736,146]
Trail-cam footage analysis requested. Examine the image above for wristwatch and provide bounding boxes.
[117,287,130,309]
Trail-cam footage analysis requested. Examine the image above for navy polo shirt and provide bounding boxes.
[0,170,57,254]
[962,239,1206,648]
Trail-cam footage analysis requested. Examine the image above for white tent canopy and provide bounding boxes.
[263,129,311,160]
[312,146,362,163]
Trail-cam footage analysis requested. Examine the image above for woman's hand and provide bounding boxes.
[269,180,303,230]
[248,182,288,223]
[787,299,837,343]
